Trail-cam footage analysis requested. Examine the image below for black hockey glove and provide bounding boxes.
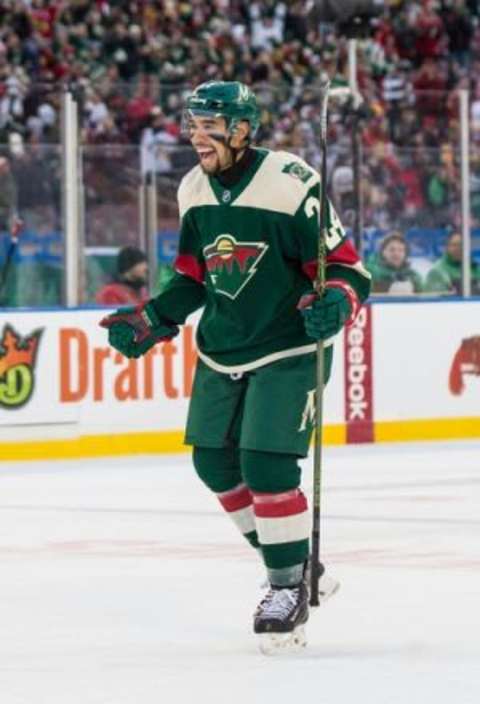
[298,287,352,341]
[100,301,179,358]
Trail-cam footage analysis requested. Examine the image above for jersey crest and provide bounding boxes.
[204,235,268,300]
[282,161,314,184]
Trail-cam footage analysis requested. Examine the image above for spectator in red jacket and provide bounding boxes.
[96,245,148,306]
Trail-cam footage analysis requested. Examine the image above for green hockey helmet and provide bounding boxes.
[183,81,261,140]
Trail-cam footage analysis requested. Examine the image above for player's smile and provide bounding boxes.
[188,115,236,173]
[195,146,218,167]
[194,140,234,174]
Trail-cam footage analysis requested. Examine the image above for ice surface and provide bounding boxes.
[0,441,479,704]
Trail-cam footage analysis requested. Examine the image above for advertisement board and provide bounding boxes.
[1,300,479,459]
[373,301,480,420]
[0,316,78,427]
[0,310,197,433]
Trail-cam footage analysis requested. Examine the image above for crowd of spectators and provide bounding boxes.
[367,228,480,295]
[1,0,480,303]
[1,1,480,234]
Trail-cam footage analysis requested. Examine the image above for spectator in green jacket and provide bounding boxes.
[425,230,480,295]
[368,231,423,294]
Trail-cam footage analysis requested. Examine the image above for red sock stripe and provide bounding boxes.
[217,484,252,513]
[252,489,308,518]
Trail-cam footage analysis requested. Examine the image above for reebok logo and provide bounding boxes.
[346,311,368,420]
[344,306,373,443]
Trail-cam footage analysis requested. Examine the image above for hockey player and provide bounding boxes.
[100,81,371,652]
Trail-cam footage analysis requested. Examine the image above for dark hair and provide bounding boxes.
[117,246,147,275]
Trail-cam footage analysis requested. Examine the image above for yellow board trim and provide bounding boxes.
[375,416,480,442]
[323,424,346,446]
[0,424,346,462]
[0,418,478,462]
[0,430,186,462]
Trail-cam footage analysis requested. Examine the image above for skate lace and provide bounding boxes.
[260,587,299,619]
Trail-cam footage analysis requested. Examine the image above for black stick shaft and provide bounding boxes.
[310,80,330,607]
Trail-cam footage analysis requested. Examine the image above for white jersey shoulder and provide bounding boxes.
[178,164,216,220]
[234,149,319,216]
[177,149,319,219]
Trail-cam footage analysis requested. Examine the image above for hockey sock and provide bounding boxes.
[192,446,259,548]
[252,489,309,575]
[266,563,305,588]
[216,483,259,548]
[241,450,309,575]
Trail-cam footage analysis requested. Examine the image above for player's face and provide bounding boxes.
[188,115,235,174]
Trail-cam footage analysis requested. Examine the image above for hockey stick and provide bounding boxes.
[0,217,23,305]
[309,79,330,607]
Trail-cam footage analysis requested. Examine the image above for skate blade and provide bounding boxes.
[258,625,307,656]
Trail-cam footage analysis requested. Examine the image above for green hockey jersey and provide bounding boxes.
[151,148,371,373]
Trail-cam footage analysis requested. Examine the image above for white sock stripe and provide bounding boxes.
[229,505,256,535]
[255,511,309,545]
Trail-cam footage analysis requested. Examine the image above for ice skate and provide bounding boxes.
[254,581,309,655]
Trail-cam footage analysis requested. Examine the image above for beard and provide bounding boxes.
[199,160,220,175]
[197,134,234,174]
[198,150,222,175]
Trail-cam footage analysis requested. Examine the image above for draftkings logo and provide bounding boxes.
[449,336,480,395]
[203,234,269,300]
[0,324,43,408]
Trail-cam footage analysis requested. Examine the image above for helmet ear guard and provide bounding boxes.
[227,117,253,143]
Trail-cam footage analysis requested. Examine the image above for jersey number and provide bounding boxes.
[304,196,344,251]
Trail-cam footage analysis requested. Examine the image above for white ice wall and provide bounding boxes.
[0,300,479,450]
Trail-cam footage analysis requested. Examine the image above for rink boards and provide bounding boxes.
[0,300,479,459]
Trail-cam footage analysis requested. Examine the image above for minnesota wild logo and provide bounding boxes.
[0,324,43,409]
[204,234,269,300]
